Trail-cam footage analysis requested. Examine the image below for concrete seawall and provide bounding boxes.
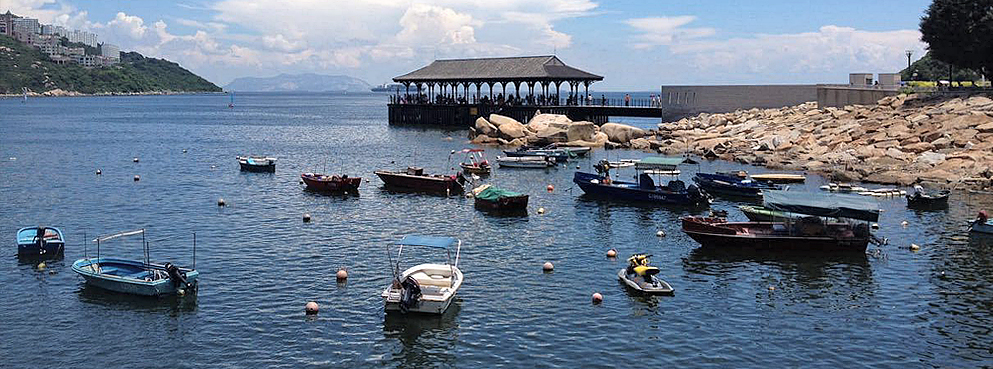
[661,85,817,121]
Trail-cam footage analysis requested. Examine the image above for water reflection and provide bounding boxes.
[381,302,461,368]
[76,284,198,314]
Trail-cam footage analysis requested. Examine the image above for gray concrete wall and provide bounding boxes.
[660,85,817,121]
[816,85,899,108]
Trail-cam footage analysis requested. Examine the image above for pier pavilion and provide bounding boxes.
[387,55,662,126]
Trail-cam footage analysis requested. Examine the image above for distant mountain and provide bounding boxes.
[224,73,371,92]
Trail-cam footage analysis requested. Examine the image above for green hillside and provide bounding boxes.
[0,34,221,94]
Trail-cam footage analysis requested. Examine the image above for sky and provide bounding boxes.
[3,0,933,90]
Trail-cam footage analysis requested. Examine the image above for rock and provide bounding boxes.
[976,122,993,133]
[470,135,499,145]
[918,151,946,166]
[527,113,571,132]
[592,132,609,146]
[966,95,993,108]
[600,123,646,144]
[931,137,952,150]
[535,127,569,143]
[566,121,597,142]
[629,138,652,150]
[944,114,992,130]
[474,117,496,136]
[902,142,933,153]
[498,120,527,139]
[488,114,520,128]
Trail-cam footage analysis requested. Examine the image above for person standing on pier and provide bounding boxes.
[624,94,631,106]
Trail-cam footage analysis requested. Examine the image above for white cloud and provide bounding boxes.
[625,16,716,49]
[105,12,147,39]
[396,4,477,46]
[262,34,307,52]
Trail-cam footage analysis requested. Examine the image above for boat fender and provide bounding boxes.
[399,276,422,313]
[164,262,192,290]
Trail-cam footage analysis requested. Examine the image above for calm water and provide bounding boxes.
[1,92,992,368]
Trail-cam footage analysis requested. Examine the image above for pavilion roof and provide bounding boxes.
[394,55,603,83]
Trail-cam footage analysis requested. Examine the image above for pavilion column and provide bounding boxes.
[514,81,520,98]
[555,81,560,105]
[487,82,494,100]
[584,81,590,105]
[475,82,481,102]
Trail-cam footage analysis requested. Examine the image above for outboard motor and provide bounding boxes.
[164,262,192,291]
[687,184,708,204]
[399,275,422,314]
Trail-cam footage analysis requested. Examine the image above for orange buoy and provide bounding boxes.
[606,248,617,258]
[592,292,603,304]
[542,262,554,272]
[305,301,319,314]
[547,184,554,192]
[336,268,348,281]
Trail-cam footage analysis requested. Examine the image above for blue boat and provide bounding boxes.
[573,158,711,206]
[16,226,65,256]
[71,229,198,297]
[692,172,780,198]
[503,147,572,162]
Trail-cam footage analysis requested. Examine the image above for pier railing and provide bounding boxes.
[388,95,661,108]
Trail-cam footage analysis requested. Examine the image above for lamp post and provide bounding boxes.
[905,50,913,69]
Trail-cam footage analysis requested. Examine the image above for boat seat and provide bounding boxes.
[410,271,452,287]
[96,266,120,274]
[124,271,151,279]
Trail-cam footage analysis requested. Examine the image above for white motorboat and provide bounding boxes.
[496,156,556,168]
[382,235,463,314]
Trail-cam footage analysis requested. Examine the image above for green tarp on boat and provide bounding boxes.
[763,190,880,222]
[475,186,524,201]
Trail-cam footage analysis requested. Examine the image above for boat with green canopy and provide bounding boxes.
[472,184,529,214]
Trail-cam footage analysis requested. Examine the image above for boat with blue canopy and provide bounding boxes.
[573,158,711,206]
[71,229,199,297]
[382,235,463,315]
[682,191,881,251]
[16,226,65,256]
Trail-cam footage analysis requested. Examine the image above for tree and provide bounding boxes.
[920,0,993,79]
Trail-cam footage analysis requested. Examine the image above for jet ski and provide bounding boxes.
[618,254,674,295]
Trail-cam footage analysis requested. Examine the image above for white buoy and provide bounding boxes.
[133,157,139,163]
[542,262,554,272]
[576,165,580,169]
[592,292,603,304]
[305,301,319,315]
[871,223,879,229]
[901,220,909,227]
[133,175,140,181]
[37,262,46,271]
[303,213,311,222]
[96,169,102,175]
[656,230,665,237]
[537,207,546,214]
[182,149,188,153]
[769,286,775,291]
[910,243,921,251]
[336,268,348,281]
[217,198,226,206]
[606,248,617,258]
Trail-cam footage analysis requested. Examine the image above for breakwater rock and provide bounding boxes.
[657,94,993,189]
[469,112,643,148]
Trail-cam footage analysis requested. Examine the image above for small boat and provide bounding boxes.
[969,211,993,234]
[16,226,65,256]
[547,145,591,157]
[693,172,779,198]
[819,183,868,193]
[301,172,361,193]
[375,167,467,195]
[573,159,711,206]
[458,149,491,175]
[237,155,276,172]
[906,185,950,208]
[503,147,572,162]
[750,173,806,183]
[496,156,556,168]
[738,205,798,222]
[382,235,463,314]
[682,191,879,252]
[71,229,199,296]
[618,254,674,295]
[606,159,636,168]
[472,184,529,214]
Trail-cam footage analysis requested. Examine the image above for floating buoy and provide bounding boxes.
[210,165,216,169]
[542,262,554,272]
[37,262,46,271]
[177,288,186,296]
[546,184,554,192]
[537,207,546,214]
[8,157,15,161]
[96,169,102,175]
[133,175,140,181]
[606,248,617,258]
[901,220,909,227]
[336,268,348,281]
[133,157,139,163]
[576,165,580,169]
[217,198,226,206]
[365,178,370,182]
[592,292,603,304]
[305,301,319,315]
[910,243,921,252]
[182,149,188,153]
[768,286,775,291]
[303,213,311,222]
[656,230,665,237]
[871,223,879,229]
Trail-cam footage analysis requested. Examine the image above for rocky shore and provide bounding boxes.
[1,89,220,98]
[468,93,993,189]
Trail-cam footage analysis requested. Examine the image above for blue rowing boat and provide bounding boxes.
[71,229,198,297]
[573,172,711,206]
[16,226,65,256]
[692,172,779,198]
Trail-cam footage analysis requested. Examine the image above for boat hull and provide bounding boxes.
[16,227,65,256]
[382,263,462,315]
[496,156,554,168]
[970,220,993,234]
[474,194,529,214]
[749,174,805,183]
[301,174,361,192]
[503,150,569,162]
[239,162,275,172]
[681,217,869,252]
[617,269,674,295]
[71,257,199,296]
[906,191,950,209]
[375,171,465,195]
[460,163,491,175]
[573,172,710,206]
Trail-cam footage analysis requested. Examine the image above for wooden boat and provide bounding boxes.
[617,254,674,295]
[749,173,806,183]
[573,159,711,206]
[375,167,466,195]
[71,229,198,296]
[496,156,556,168]
[237,155,276,172]
[692,172,778,198]
[382,235,463,314]
[906,185,950,208]
[16,226,64,256]
[738,205,798,222]
[969,211,993,234]
[471,184,528,214]
[301,172,361,192]
[682,191,880,252]
[458,149,491,175]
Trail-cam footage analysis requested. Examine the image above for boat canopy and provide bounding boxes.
[635,157,685,170]
[475,186,523,201]
[763,190,880,221]
[398,235,459,249]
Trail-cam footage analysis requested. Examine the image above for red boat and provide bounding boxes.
[301,173,362,192]
[375,167,466,195]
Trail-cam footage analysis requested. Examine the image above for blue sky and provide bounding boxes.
[5,0,932,89]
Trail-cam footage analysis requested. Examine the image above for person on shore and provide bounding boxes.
[624,94,631,107]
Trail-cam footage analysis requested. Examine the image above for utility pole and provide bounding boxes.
[905,50,913,69]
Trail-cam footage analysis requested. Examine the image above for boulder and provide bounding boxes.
[601,123,646,143]
[629,138,652,150]
[498,120,527,139]
[527,113,572,132]
[470,135,499,145]
[535,126,569,143]
[488,114,521,128]
[918,151,946,166]
[474,117,497,136]
[566,121,597,142]
[592,132,609,146]
[901,142,933,154]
